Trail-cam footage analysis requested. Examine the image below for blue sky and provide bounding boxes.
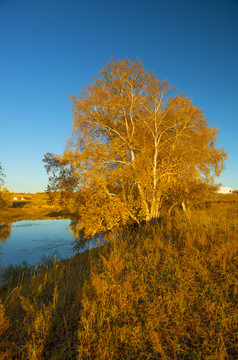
[0,0,237,192]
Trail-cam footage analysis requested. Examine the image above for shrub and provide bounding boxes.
[0,187,12,208]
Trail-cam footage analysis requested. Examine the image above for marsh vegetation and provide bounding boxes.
[1,59,237,359]
[0,197,238,359]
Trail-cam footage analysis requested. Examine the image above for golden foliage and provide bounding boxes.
[44,58,226,237]
[0,186,12,208]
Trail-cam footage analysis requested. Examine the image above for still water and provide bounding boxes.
[0,219,97,268]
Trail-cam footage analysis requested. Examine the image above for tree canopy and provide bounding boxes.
[43,58,226,237]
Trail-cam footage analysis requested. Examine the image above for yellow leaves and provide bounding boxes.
[0,186,12,208]
[44,58,226,235]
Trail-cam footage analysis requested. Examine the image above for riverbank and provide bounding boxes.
[0,206,71,223]
[0,192,72,223]
[1,199,238,359]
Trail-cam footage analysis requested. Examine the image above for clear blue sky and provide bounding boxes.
[0,0,237,192]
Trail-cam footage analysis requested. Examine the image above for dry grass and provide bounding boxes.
[0,197,238,359]
[0,251,92,359]
[0,192,71,223]
[77,206,238,359]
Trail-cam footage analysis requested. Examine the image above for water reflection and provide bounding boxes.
[69,219,104,252]
[0,219,100,269]
[0,223,12,242]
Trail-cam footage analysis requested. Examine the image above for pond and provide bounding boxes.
[0,219,98,269]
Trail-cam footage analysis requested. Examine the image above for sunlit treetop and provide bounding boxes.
[44,58,227,237]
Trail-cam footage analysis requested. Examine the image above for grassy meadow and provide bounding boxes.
[0,194,238,359]
[0,192,71,223]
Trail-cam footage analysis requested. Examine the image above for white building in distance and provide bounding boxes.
[217,186,233,194]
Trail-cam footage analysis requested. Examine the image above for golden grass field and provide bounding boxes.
[0,192,71,223]
[0,194,238,359]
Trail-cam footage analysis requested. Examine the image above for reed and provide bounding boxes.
[0,197,237,359]
[77,201,238,359]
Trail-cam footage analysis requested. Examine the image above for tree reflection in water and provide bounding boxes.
[69,219,104,252]
[0,223,12,242]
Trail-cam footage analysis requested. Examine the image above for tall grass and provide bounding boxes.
[77,205,238,359]
[0,250,92,359]
[0,200,238,359]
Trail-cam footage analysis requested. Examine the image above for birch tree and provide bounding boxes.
[43,59,226,236]
[0,163,5,186]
